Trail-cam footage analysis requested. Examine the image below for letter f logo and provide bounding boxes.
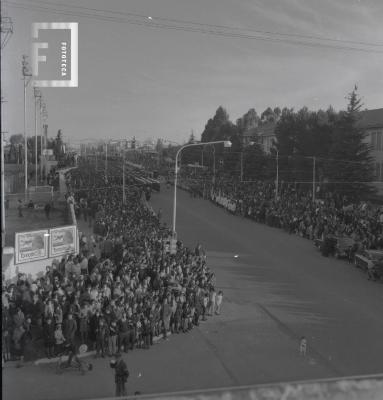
[32,23,48,77]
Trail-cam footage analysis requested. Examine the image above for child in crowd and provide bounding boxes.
[108,320,118,356]
[54,323,66,354]
[215,291,223,315]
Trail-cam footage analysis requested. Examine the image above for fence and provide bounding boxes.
[5,186,54,209]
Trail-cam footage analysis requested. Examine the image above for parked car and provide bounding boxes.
[334,236,356,260]
[316,235,356,260]
[354,250,383,281]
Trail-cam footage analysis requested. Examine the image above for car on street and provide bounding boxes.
[316,234,356,260]
[354,249,383,281]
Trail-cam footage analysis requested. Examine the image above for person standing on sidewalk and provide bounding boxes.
[208,287,216,316]
[215,290,223,315]
[17,199,23,217]
[95,319,108,358]
[162,298,172,340]
[44,202,51,219]
[63,313,77,346]
[111,353,129,397]
[108,320,118,356]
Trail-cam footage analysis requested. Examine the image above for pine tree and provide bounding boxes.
[201,106,230,142]
[326,86,375,197]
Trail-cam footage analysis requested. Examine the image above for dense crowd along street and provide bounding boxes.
[3,159,383,400]
[2,163,223,365]
[3,156,383,368]
[175,171,383,258]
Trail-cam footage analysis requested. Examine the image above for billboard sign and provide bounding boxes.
[49,225,78,257]
[15,229,49,264]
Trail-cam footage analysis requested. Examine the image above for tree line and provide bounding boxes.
[184,86,374,197]
[5,129,66,165]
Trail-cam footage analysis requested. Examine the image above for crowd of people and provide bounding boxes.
[2,165,223,365]
[177,172,383,253]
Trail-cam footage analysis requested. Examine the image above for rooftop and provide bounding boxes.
[257,121,277,137]
[357,108,383,129]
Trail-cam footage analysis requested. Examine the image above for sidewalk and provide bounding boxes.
[33,333,172,366]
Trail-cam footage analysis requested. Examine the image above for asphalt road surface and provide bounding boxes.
[150,185,383,381]
[4,184,383,400]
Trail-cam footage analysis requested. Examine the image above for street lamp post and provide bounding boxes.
[275,149,279,200]
[241,142,255,183]
[122,150,126,204]
[22,55,32,200]
[240,152,244,182]
[105,142,108,183]
[122,141,129,205]
[1,131,6,248]
[300,155,317,202]
[172,140,231,238]
[40,102,47,182]
[212,147,216,184]
[34,87,42,188]
[312,156,316,203]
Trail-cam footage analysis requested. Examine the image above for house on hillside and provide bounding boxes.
[357,108,383,194]
[240,121,277,152]
[240,127,258,147]
[257,122,277,153]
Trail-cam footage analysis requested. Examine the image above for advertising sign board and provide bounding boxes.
[15,229,49,264]
[49,225,78,257]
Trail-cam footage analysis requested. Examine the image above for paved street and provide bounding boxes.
[150,186,383,379]
[3,184,383,400]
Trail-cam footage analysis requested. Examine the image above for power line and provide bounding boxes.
[14,0,383,48]
[7,1,383,54]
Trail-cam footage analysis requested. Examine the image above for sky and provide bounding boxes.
[1,0,383,146]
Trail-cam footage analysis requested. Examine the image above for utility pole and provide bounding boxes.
[122,143,126,205]
[312,156,316,203]
[40,102,47,182]
[34,87,42,188]
[240,152,244,182]
[1,130,6,248]
[22,55,32,199]
[275,150,279,200]
[40,106,43,182]
[212,147,216,184]
[105,142,108,183]
[1,18,13,247]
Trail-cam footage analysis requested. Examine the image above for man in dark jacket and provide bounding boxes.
[31,294,45,328]
[63,313,77,345]
[43,317,56,358]
[95,319,109,357]
[111,353,129,397]
[44,202,51,219]
[88,254,98,275]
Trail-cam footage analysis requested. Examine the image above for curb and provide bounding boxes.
[33,333,173,365]
[34,350,97,365]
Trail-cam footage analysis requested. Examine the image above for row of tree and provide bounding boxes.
[183,86,374,197]
[6,130,65,164]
